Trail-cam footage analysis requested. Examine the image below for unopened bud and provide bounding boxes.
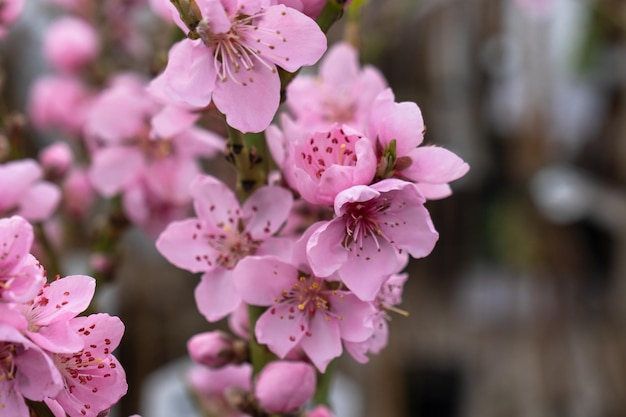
[188,331,247,368]
[40,141,73,181]
[169,0,202,32]
[255,361,316,414]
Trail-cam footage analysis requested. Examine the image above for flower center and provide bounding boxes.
[298,128,360,179]
[0,342,17,382]
[343,198,391,251]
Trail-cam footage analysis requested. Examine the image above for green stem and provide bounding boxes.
[313,360,335,406]
[226,126,269,200]
[247,305,276,376]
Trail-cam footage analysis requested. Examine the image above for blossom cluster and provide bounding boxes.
[0,216,127,417]
[0,0,469,415]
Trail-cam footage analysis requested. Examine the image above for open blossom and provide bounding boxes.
[156,174,293,321]
[307,179,438,301]
[0,159,61,222]
[234,255,375,371]
[0,216,46,304]
[267,117,376,206]
[367,89,469,200]
[20,275,96,354]
[344,272,407,363]
[286,41,387,130]
[28,75,94,137]
[148,0,327,133]
[0,323,64,416]
[51,314,127,417]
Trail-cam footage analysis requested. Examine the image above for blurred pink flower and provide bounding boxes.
[255,360,316,413]
[188,363,252,417]
[0,159,61,222]
[39,141,74,181]
[43,17,100,73]
[0,0,25,38]
[286,41,387,130]
[148,0,327,132]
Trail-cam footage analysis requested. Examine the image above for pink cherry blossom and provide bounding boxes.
[267,117,376,206]
[0,0,25,38]
[0,159,61,222]
[307,179,438,301]
[0,323,64,416]
[307,405,335,417]
[255,360,316,413]
[28,75,94,137]
[344,272,407,363]
[43,17,100,73]
[233,255,375,372]
[148,0,327,132]
[156,174,293,321]
[51,314,127,417]
[286,41,387,130]
[21,275,96,353]
[0,216,46,304]
[62,167,96,219]
[367,89,469,200]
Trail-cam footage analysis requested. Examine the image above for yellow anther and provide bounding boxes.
[223,225,231,232]
[299,276,306,282]
[298,304,305,311]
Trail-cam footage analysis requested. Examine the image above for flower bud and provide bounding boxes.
[40,141,73,181]
[43,17,100,73]
[307,406,335,417]
[188,331,238,368]
[255,361,316,414]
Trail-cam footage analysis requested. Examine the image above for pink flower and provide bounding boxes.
[233,255,375,372]
[43,17,100,73]
[0,323,64,416]
[21,275,96,354]
[0,160,61,222]
[62,167,96,219]
[156,174,293,321]
[307,179,438,301]
[307,406,335,417]
[28,75,93,136]
[267,117,376,206]
[0,0,25,38]
[40,141,74,181]
[255,360,316,413]
[148,0,327,132]
[51,314,127,417]
[367,89,469,200]
[344,272,407,363]
[0,216,46,304]
[188,363,252,417]
[286,41,387,130]
[188,331,236,368]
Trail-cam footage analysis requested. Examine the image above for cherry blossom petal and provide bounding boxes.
[195,269,241,322]
[338,238,399,301]
[255,361,316,413]
[148,39,216,109]
[29,275,95,326]
[300,312,341,372]
[319,42,359,86]
[255,5,327,72]
[0,216,34,274]
[255,303,307,358]
[0,159,42,212]
[403,146,470,184]
[1,254,45,303]
[190,175,241,228]
[16,181,61,221]
[306,219,347,278]
[243,186,293,238]
[150,105,200,139]
[416,183,452,200]
[156,218,221,273]
[233,256,297,306]
[88,146,145,197]
[330,292,374,343]
[27,321,83,353]
[212,63,280,133]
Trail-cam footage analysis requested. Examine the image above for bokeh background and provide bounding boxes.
[3,0,626,416]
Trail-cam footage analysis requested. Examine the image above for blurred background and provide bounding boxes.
[3,0,626,416]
